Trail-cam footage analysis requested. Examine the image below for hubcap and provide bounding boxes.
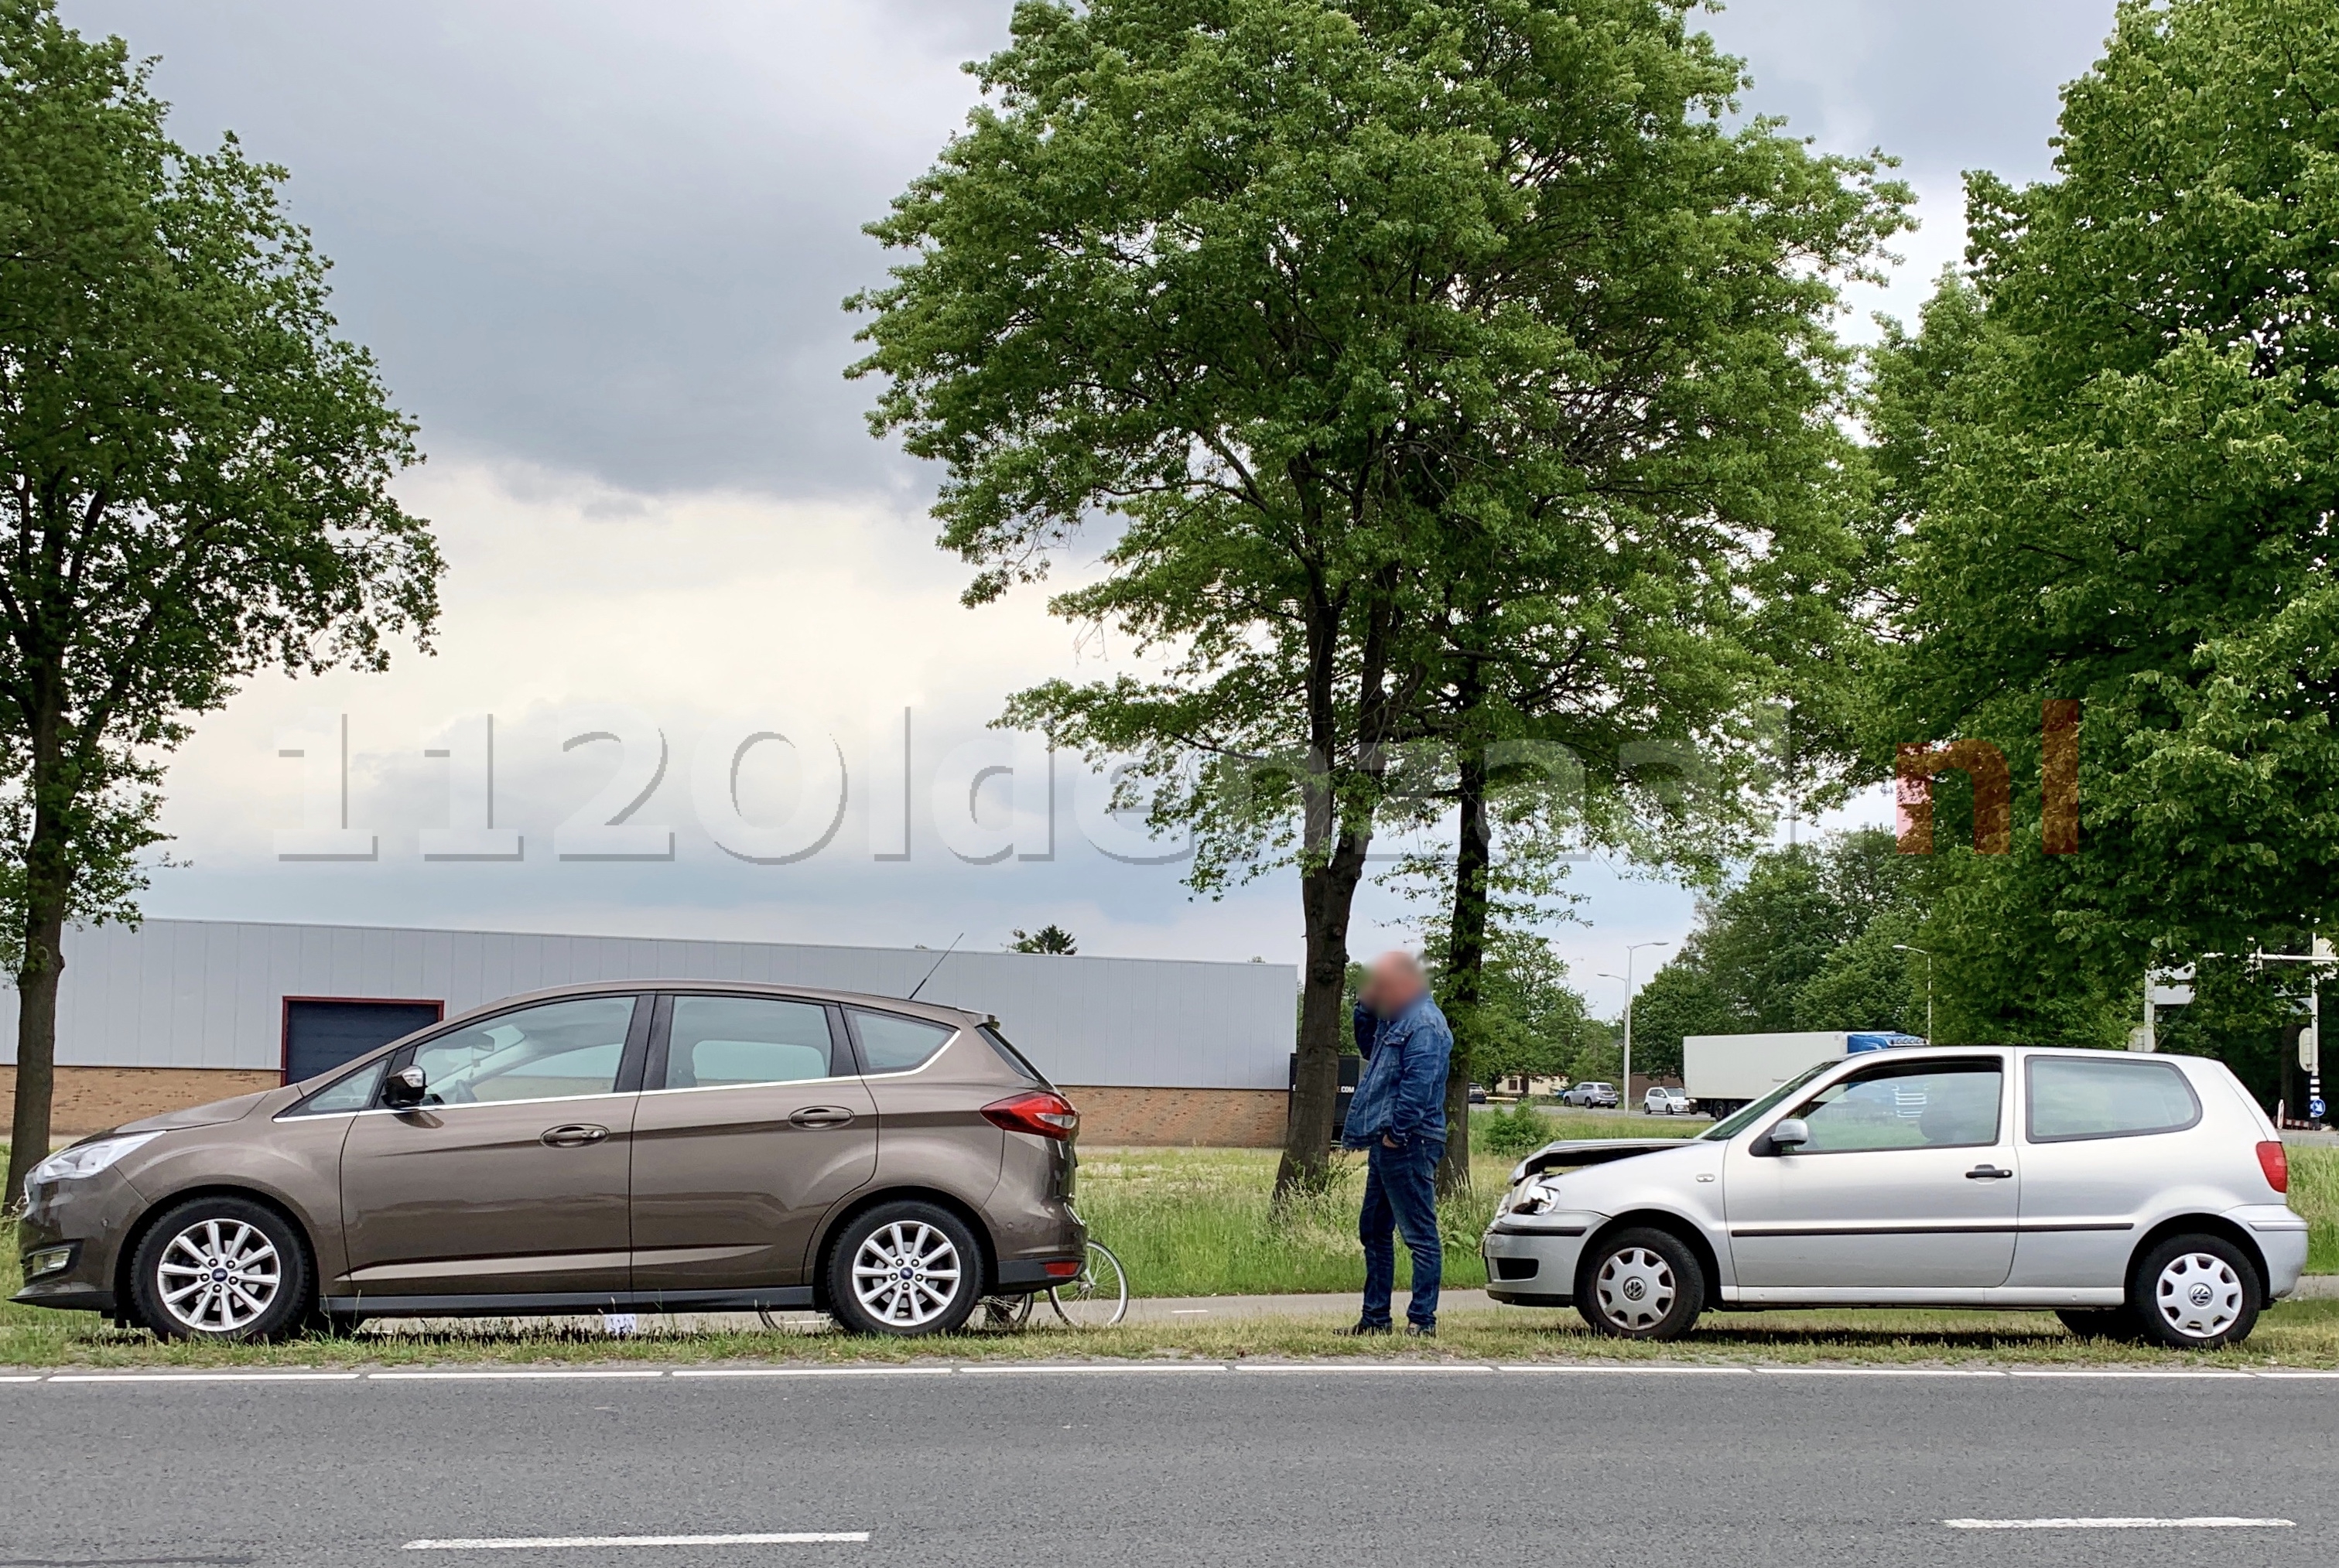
[156,1218,281,1334]
[1595,1246,1675,1331]
[2154,1252,2242,1340]
[850,1221,963,1327]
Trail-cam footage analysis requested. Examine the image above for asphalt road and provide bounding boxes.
[4,1365,2334,1568]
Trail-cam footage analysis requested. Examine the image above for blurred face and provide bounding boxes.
[1367,953,1425,1015]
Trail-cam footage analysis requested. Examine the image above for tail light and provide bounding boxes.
[2257,1140,2289,1194]
[983,1091,1079,1141]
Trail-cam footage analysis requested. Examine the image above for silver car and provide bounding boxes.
[1482,1046,2307,1349]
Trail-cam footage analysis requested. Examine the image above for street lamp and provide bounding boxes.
[1893,944,1934,1042]
[1601,941,1670,1112]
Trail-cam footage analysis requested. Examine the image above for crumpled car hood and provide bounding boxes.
[1511,1138,1694,1182]
[112,1088,275,1135]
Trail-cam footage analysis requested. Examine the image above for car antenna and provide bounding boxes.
[908,933,964,1001]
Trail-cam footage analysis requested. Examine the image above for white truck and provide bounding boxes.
[1681,1030,1925,1119]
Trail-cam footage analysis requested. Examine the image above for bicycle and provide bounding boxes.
[981,1239,1128,1330]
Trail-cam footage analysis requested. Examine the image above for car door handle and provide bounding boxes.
[1965,1164,2013,1180]
[790,1107,857,1129]
[540,1123,610,1147]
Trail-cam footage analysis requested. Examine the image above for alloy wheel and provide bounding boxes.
[850,1221,964,1328]
[1594,1245,1675,1332]
[155,1218,282,1335]
[2153,1251,2243,1341]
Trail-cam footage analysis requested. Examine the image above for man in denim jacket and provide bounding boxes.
[1340,951,1452,1335]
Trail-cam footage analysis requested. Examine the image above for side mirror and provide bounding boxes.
[383,1064,428,1108]
[1767,1117,1810,1153]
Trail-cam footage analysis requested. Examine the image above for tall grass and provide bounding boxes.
[2292,1145,2338,1273]
[1073,1148,1508,1296]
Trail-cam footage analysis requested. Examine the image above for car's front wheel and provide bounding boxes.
[1576,1227,1705,1340]
[826,1201,984,1337]
[129,1196,313,1343]
[2129,1234,2260,1350]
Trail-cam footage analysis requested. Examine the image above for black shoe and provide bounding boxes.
[1405,1322,1436,1337]
[1336,1320,1393,1337]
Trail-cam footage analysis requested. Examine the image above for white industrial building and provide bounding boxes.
[0,918,1298,1145]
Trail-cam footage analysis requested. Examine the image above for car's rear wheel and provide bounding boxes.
[130,1196,313,1343]
[1576,1227,1704,1340]
[2129,1234,2260,1350]
[825,1201,984,1337]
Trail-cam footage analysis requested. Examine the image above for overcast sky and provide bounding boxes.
[60,0,2121,1015]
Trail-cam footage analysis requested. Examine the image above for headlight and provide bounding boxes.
[26,1132,159,1195]
[1507,1177,1564,1216]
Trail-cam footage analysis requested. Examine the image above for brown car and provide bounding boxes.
[13,982,1086,1339]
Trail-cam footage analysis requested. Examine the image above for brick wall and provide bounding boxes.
[1059,1085,1287,1148]
[0,1066,282,1139]
[1,1066,1293,1149]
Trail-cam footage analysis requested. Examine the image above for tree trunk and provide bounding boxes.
[1436,745,1491,1197]
[6,902,65,1205]
[6,719,74,1208]
[1276,821,1369,1201]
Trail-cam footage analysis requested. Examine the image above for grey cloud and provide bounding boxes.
[67,0,1012,497]
[65,1,2115,502]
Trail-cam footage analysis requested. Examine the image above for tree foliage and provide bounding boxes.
[1626,828,1927,1074]
[0,1,439,1199]
[852,0,1905,1194]
[1867,0,2339,1044]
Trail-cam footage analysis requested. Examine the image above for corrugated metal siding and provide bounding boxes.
[0,918,1297,1089]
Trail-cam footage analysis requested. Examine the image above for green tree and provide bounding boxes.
[0,2,440,1201]
[1626,828,1923,1071]
[853,0,1903,1196]
[1867,0,2339,1046]
[1438,928,1593,1085]
[1007,924,1079,955]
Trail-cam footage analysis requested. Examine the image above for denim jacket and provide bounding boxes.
[1341,992,1452,1150]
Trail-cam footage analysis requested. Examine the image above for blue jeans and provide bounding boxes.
[1359,1138,1444,1328]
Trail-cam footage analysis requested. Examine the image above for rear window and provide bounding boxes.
[980,1025,1051,1086]
[850,1009,957,1074]
[2026,1055,2202,1143]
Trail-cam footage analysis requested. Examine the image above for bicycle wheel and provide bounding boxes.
[980,1293,1036,1331]
[1047,1241,1129,1328]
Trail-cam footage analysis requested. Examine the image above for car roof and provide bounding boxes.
[432,979,987,1035]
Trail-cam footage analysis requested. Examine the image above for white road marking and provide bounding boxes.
[1170,1309,1211,1315]
[47,1371,364,1382]
[671,1366,951,1378]
[369,1369,667,1381]
[2255,1370,2339,1379]
[1234,1362,1493,1373]
[402,1532,868,1550]
[961,1362,1226,1375]
[1944,1518,2293,1530]
[1759,1367,2003,1378]
[1496,1364,1752,1375]
[2005,1368,2253,1380]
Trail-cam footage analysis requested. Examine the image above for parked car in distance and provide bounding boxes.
[1467,1083,1489,1105]
[15,982,1087,1342]
[1643,1085,1694,1116]
[1560,1081,1619,1109]
[1484,1047,2306,1350]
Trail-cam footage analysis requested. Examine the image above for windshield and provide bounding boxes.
[1699,1059,1838,1142]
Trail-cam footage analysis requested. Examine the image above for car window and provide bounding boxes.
[1784,1060,2002,1153]
[2027,1055,2201,1142]
[286,1057,387,1116]
[409,996,637,1105]
[663,996,836,1089]
[1701,1060,1838,1141]
[850,1009,956,1074]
